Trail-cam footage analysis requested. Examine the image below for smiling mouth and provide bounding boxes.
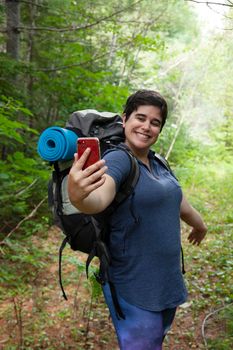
[136,132,150,139]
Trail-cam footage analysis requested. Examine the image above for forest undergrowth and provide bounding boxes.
[0,160,232,350]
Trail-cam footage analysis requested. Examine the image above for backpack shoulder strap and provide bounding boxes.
[154,153,178,180]
[154,153,171,171]
[103,146,140,211]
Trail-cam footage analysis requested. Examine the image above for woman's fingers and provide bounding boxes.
[83,163,107,181]
[84,174,106,192]
[72,148,106,173]
[73,148,90,169]
[68,149,107,203]
[188,228,206,246]
[78,165,108,193]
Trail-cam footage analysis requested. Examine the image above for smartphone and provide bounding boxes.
[77,137,100,169]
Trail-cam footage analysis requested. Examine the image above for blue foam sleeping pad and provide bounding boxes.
[37,126,78,162]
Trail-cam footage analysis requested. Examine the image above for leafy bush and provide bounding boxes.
[0,97,50,239]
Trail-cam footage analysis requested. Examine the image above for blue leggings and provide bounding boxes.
[102,283,176,350]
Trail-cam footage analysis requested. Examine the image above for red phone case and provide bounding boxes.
[77,137,100,169]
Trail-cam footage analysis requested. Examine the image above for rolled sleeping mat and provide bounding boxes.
[37,126,78,162]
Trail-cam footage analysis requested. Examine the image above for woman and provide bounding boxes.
[68,90,207,350]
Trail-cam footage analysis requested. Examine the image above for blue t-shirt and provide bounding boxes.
[103,149,188,311]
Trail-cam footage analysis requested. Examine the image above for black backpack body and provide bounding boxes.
[48,110,140,317]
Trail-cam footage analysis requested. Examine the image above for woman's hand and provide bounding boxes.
[67,148,108,208]
[180,195,207,246]
[188,226,207,246]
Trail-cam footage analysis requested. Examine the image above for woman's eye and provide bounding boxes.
[151,120,161,127]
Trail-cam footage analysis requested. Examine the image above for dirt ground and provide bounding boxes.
[0,227,227,349]
[0,285,207,350]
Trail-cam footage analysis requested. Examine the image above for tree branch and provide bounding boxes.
[186,0,233,7]
[16,179,38,197]
[201,302,233,349]
[15,0,144,33]
[32,25,151,72]
[0,197,47,245]
[17,0,49,9]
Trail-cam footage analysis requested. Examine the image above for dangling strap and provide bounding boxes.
[85,217,107,279]
[59,237,68,300]
[85,239,111,280]
[86,218,125,320]
[85,243,97,279]
[108,281,125,320]
[181,246,186,274]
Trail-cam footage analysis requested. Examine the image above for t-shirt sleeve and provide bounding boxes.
[103,150,131,192]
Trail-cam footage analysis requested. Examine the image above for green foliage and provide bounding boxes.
[1,0,199,130]
[0,96,35,145]
[0,96,49,238]
[0,233,51,298]
[0,55,25,97]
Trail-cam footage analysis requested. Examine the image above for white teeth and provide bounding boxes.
[136,132,149,139]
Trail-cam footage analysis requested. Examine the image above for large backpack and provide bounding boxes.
[47,110,141,318]
[47,109,179,319]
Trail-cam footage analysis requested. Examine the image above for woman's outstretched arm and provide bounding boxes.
[180,195,207,245]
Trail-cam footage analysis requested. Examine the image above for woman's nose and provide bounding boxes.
[142,120,150,130]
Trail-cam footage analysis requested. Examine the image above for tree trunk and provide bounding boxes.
[27,0,37,128]
[5,0,20,60]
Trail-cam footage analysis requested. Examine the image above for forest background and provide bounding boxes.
[0,0,232,349]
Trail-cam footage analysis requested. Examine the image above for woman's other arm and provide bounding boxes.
[180,195,207,245]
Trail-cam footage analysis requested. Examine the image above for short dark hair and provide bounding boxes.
[123,89,168,130]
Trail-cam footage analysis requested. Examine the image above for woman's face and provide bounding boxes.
[123,105,162,154]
